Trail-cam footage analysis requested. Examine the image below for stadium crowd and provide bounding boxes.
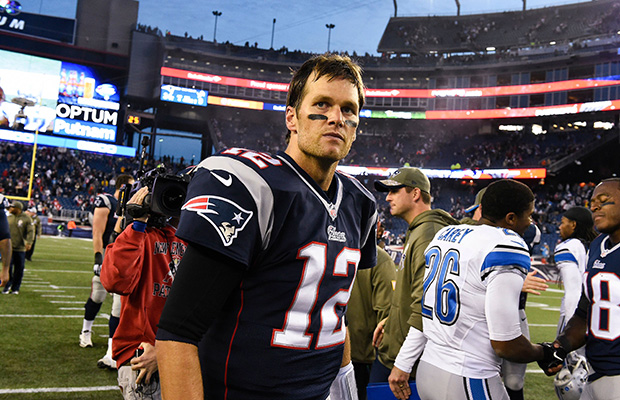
[0,136,597,258]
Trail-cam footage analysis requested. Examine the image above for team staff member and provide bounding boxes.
[0,194,12,286]
[543,178,620,399]
[2,201,34,294]
[101,187,187,400]
[370,167,458,395]
[348,245,396,399]
[156,54,377,400]
[25,206,41,261]
[79,174,134,371]
[415,179,558,400]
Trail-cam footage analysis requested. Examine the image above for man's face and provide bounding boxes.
[558,216,576,240]
[385,187,414,219]
[512,201,534,237]
[590,181,620,235]
[8,206,18,215]
[285,74,359,164]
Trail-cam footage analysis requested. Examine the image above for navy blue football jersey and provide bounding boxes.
[584,233,620,376]
[0,194,9,241]
[93,193,118,248]
[176,148,377,400]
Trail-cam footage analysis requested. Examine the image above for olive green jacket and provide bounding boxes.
[348,246,396,364]
[377,209,458,371]
[8,212,35,252]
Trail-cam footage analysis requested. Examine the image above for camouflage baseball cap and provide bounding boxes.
[374,167,430,193]
[465,187,487,213]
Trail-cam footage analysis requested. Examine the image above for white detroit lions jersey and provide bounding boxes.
[420,224,530,379]
[554,238,588,321]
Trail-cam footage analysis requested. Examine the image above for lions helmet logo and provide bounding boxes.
[182,195,253,246]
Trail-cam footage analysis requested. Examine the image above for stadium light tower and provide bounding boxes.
[212,10,222,42]
[271,18,276,49]
[326,23,335,52]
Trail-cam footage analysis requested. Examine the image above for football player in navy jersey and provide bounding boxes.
[0,193,12,286]
[544,178,620,399]
[156,53,377,400]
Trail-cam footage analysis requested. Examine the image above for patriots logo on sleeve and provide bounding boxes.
[182,195,253,246]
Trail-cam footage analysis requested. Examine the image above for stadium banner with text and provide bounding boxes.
[160,84,208,106]
[0,11,75,43]
[161,67,620,98]
[337,165,546,180]
[0,49,120,143]
[0,128,136,157]
[161,67,289,92]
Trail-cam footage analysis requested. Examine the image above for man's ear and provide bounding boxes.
[285,106,297,132]
[504,212,518,228]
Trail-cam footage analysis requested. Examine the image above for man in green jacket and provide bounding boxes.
[370,167,458,397]
[2,201,34,294]
[25,206,41,261]
[348,245,396,399]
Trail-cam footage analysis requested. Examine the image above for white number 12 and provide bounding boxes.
[272,243,360,349]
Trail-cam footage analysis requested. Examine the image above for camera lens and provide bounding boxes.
[160,184,186,212]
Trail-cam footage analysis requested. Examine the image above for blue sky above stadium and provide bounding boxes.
[22,0,585,56]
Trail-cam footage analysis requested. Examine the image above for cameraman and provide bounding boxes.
[101,186,187,400]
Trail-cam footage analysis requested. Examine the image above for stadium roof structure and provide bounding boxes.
[378,0,620,55]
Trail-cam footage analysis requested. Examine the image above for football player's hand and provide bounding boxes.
[537,341,567,376]
[93,252,103,276]
[522,271,548,295]
[372,317,388,348]
[131,342,158,385]
[388,366,411,400]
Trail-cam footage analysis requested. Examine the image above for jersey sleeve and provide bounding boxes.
[100,223,147,295]
[554,241,579,268]
[175,156,262,267]
[480,230,530,283]
[93,193,112,210]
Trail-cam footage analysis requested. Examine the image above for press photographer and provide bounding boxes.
[101,180,188,399]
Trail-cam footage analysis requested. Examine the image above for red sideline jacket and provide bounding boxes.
[101,221,187,366]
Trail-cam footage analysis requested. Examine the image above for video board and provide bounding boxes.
[0,49,120,143]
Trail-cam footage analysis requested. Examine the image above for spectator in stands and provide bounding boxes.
[2,200,34,294]
[0,193,12,286]
[25,206,41,261]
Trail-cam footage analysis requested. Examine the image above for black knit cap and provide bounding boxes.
[563,206,594,229]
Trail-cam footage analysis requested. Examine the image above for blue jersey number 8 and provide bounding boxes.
[422,246,461,325]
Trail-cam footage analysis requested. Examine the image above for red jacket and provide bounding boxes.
[101,221,187,366]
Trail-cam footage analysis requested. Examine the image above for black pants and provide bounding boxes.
[25,237,36,260]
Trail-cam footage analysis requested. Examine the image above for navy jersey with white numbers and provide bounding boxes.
[93,193,118,248]
[176,148,377,400]
[583,234,620,376]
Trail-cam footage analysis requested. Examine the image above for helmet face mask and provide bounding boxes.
[554,353,589,400]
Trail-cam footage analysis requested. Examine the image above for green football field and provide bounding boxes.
[0,236,564,399]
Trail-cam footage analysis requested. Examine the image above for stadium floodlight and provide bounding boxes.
[326,23,335,52]
[212,10,222,42]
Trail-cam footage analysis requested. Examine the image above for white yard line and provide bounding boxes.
[0,386,118,394]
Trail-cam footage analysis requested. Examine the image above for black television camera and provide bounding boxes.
[117,137,190,225]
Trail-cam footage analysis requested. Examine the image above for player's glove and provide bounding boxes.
[93,252,103,276]
[537,342,567,374]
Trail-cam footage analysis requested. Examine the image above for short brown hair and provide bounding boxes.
[115,174,134,191]
[285,54,365,142]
